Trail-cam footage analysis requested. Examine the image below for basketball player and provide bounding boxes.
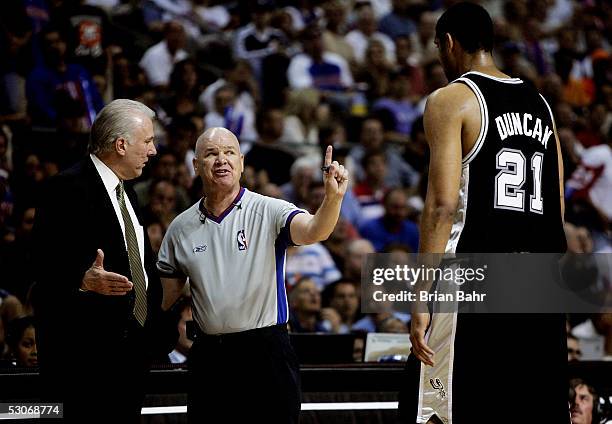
[398,3,569,423]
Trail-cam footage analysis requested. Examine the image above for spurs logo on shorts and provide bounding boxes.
[430,378,447,399]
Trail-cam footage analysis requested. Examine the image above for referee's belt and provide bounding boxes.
[186,321,288,343]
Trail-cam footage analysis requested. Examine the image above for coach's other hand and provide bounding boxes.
[80,249,134,295]
[322,146,349,198]
[410,312,435,366]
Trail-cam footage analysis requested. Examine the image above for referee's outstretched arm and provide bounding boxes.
[290,146,349,245]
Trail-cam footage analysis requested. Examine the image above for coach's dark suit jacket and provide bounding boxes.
[33,157,177,421]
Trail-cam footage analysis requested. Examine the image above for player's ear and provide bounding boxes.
[444,33,454,51]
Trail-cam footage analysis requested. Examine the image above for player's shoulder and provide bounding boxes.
[426,83,475,114]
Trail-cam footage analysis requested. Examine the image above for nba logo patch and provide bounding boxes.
[237,229,248,251]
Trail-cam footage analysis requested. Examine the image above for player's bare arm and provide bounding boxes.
[410,84,476,367]
[290,146,348,245]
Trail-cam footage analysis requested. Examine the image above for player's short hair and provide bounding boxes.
[436,2,494,53]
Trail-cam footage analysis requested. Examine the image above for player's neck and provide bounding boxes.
[203,185,241,217]
[463,52,510,79]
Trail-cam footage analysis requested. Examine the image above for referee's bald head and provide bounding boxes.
[195,127,240,156]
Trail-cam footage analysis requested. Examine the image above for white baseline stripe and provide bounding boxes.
[141,402,399,415]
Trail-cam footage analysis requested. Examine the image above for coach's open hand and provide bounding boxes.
[323,146,349,198]
[80,249,134,295]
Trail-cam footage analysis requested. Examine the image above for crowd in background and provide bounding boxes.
[0,0,610,412]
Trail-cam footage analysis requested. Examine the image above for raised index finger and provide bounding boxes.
[324,145,333,167]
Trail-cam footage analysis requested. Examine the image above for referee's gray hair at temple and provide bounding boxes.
[89,99,156,155]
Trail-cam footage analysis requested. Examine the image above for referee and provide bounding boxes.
[157,127,348,423]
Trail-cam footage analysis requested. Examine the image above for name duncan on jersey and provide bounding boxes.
[494,112,554,148]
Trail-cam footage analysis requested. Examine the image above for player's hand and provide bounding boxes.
[81,249,133,295]
[410,312,435,366]
[322,145,349,198]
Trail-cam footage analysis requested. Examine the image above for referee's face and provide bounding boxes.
[194,131,244,191]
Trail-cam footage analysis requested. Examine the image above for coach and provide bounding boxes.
[33,100,178,422]
[158,127,348,423]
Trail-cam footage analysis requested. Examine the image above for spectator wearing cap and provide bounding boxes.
[139,21,188,88]
[287,23,353,92]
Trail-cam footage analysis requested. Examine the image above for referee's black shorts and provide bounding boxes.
[187,323,301,424]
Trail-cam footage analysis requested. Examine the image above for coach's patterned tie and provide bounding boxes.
[116,181,147,326]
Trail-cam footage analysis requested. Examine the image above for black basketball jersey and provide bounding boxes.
[447,71,566,253]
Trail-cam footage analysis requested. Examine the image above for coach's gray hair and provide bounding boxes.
[89,99,155,155]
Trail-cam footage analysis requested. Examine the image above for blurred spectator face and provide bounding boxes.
[302,27,324,60]
[345,239,375,279]
[324,1,346,30]
[150,181,176,216]
[558,28,576,51]
[155,153,178,180]
[14,325,38,367]
[567,335,582,361]
[391,73,412,99]
[379,316,408,333]
[366,39,387,67]
[179,62,198,91]
[175,163,193,190]
[259,183,283,198]
[306,183,326,214]
[20,208,36,235]
[165,21,186,53]
[147,222,164,255]
[353,337,364,362]
[291,165,316,202]
[419,12,436,40]
[395,36,412,65]
[227,60,254,87]
[571,384,594,424]
[261,109,285,140]
[364,153,387,183]
[214,86,236,114]
[426,62,447,93]
[357,6,377,36]
[330,282,359,322]
[43,30,66,64]
[290,279,321,314]
[384,189,408,223]
[253,10,272,29]
[360,119,384,150]
[24,154,43,182]
[556,103,577,129]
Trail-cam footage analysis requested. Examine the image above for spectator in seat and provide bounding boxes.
[567,333,582,362]
[570,378,598,424]
[289,277,340,333]
[139,20,188,88]
[359,187,419,252]
[323,279,360,333]
[5,315,37,367]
